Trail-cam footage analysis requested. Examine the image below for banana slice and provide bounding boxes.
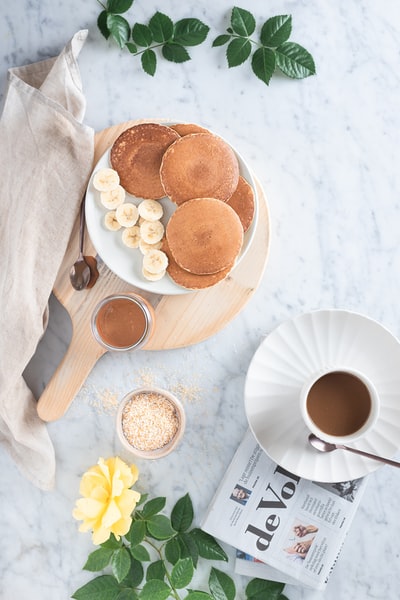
[143,249,168,274]
[138,199,164,221]
[122,225,141,248]
[142,267,166,281]
[116,202,139,227]
[140,220,164,244]
[139,238,163,255]
[93,168,120,192]
[100,185,126,209]
[104,210,121,231]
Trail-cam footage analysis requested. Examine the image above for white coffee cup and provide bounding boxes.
[300,367,380,445]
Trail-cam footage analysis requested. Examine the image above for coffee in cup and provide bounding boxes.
[300,368,379,444]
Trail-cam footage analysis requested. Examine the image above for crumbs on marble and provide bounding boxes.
[80,384,120,415]
[130,365,205,404]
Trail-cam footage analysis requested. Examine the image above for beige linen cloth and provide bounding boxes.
[0,30,94,490]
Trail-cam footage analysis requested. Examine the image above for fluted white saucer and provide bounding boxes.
[245,309,400,482]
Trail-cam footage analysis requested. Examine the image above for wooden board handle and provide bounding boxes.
[37,325,106,422]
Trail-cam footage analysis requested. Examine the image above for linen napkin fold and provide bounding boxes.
[0,30,94,490]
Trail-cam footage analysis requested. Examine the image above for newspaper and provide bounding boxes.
[201,429,368,591]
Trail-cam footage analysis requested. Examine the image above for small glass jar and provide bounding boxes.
[91,293,155,351]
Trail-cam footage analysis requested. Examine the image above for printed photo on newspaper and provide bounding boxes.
[201,429,368,590]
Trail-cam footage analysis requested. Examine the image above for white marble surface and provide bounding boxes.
[2,1,400,598]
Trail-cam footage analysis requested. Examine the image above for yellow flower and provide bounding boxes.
[72,456,141,545]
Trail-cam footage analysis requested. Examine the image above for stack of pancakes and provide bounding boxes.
[110,122,255,290]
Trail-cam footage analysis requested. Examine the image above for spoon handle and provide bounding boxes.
[79,194,86,256]
[338,444,400,468]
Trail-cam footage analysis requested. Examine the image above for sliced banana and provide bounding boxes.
[122,225,141,248]
[138,199,164,221]
[100,185,126,209]
[142,267,166,281]
[140,220,164,244]
[116,202,139,227]
[143,249,168,274]
[139,238,163,255]
[93,168,120,192]
[104,210,121,231]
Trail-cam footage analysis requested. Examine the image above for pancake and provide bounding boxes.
[160,133,240,206]
[110,123,179,199]
[226,175,255,233]
[166,197,243,275]
[170,123,210,136]
[162,239,233,289]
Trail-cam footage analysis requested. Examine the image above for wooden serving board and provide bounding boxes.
[37,120,270,422]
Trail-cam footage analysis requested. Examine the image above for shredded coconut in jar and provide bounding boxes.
[121,391,179,451]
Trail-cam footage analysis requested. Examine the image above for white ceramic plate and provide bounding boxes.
[85,123,259,296]
[245,309,400,482]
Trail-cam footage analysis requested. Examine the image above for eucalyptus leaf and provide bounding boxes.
[71,575,121,600]
[208,568,235,600]
[146,560,166,581]
[106,14,130,48]
[146,514,177,539]
[171,557,194,589]
[245,578,285,600]
[177,532,199,567]
[139,579,170,600]
[162,43,191,63]
[260,15,292,47]
[141,497,166,518]
[275,41,316,78]
[230,6,256,37]
[165,536,181,565]
[226,38,251,67]
[190,529,228,562]
[171,493,194,532]
[126,519,146,546]
[131,23,153,47]
[251,47,276,85]
[212,34,231,47]
[107,0,133,14]
[83,547,114,572]
[111,548,132,583]
[97,11,110,40]
[173,18,209,46]
[130,544,151,562]
[149,12,174,43]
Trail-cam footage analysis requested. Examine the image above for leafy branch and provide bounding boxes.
[72,492,288,600]
[96,1,315,84]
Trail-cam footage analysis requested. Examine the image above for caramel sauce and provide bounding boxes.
[96,297,148,349]
[306,371,371,437]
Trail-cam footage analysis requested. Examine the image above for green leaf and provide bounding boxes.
[146,514,177,539]
[107,0,133,14]
[245,578,285,600]
[146,560,166,581]
[190,529,228,562]
[260,15,292,47]
[165,536,181,565]
[208,568,235,600]
[226,38,251,67]
[185,593,213,600]
[141,497,166,518]
[139,579,170,600]
[106,14,130,48]
[162,43,191,63]
[130,544,151,562]
[251,47,276,85]
[171,493,194,532]
[111,548,132,584]
[71,575,121,600]
[83,547,114,572]
[116,590,138,600]
[137,493,148,506]
[131,23,153,47]
[122,557,144,588]
[126,520,146,546]
[212,34,231,47]
[173,18,209,46]
[275,42,316,78]
[141,49,157,76]
[171,557,194,589]
[97,11,110,40]
[230,6,256,36]
[149,12,174,43]
[101,535,123,550]
[177,532,199,568]
[126,42,137,54]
